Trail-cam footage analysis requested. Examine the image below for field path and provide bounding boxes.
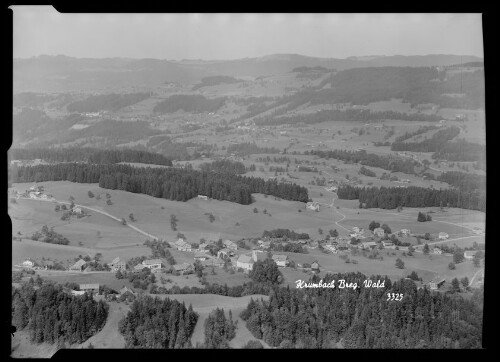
[468,268,484,287]
[19,197,160,241]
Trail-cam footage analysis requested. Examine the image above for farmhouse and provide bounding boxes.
[203,258,225,268]
[311,261,320,273]
[373,228,385,237]
[173,263,193,275]
[119,286,135,298]
[438,232,449,240]
[69,259,87,272]
[324,244,338,253]
[399,229,411,236]
[194,252,211,261]
[198,195,208,200]
[306,202,320,211]
[134,264,147,272]
[252,249,269,262]
[72,207,82,215]
[71,290,86,296]
[260,241,271,249]
[109,257,126,271]
[236,254,255,272]
[142,259,162,270]
[223,239,238,250]
[174,239,192,252]
[382,241,394,248]
[362,241,378,250]
[217,248,233,259]
[429,278,446,290]
[433,248,443,255]
[80,284,100,293]
[22,259,34,268]
[271,254,289,267]
[464,250,479,260]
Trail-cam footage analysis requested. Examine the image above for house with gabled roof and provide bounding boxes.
[236,254,254,272]
[174,239,192,252]
[69,259,87,272]
[173,263,193,274]
[142,259,162,270]
[271,254,289,267]
[80,284,100,293]
[110,257,126,271]
[223,239,238,250]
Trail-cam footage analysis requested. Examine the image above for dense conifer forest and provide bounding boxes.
[337,184,485,212]
[13,163,309,204]
[9,147,173,166]
[192,76,243,90]
[202,308,237,348]
[240,272,483,348]
[12,283,108,346]
[226,142,281,156]
[118,295,198,348]
[199,159,247,175]
[432,140,486,162]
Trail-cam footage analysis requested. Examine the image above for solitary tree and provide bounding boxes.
[121,218,127,225]
[461,277,469,288]
[395,258,405,269]
[453,250,465,264]
[448,262,456,270]
[368,221,380,231]
[318,228,323,235]
[423,244,430,255]
[473,251,483,267]
[253,208,258,213]
[417,212,427,222]
[451,277,461,292]
[88,191,95,198]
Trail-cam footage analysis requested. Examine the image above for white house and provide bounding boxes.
[80,284,100,293]
[69,259,87,272]
[72,207,82,214]
[362,241,378,250]
[22,259,34,268]
[272,254,289,267]
[464,250,478,260]
[236,254,255,272]
[217,248,233,259]
[438,232,449,240]
[142,259,162,270]
[198,195,208,200]
[306,202,320,211]
[433,248,443,255]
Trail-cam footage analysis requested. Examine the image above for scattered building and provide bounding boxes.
[464,250,479,260]
[217,248,233,259]
[306,202,320,212]
[119,286,135,298]
[252,249,269,262]
[174,239,192,252]
[134,263,147,272]
[109,257,126,271]
[400,229,411,237]
[236,254,255,272]
[194,252,211,261]
[72,207,82,214]
[433,248,443,255]
[69,259,87,272]
[173,263,193,275]
[438,232,449,240]
[79,284,100,293]
[311,261,320,273]
[223,239,238,251]
[362,241,378,250]
[203,258,225,268]
[271,254,289,267]
[324,244,338,253]
[373,228,386,237]
[22,259,34,268]
[142,259,162,270]
[198,195,208,200]
[429,278,446,290]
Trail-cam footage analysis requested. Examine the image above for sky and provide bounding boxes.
[11,7,484,60]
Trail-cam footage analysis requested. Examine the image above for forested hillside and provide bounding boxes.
[9,147,173,166]
[192,76,243,90]
[241,272,483,348]
[66,93,151,112]
[153,94,226,114]
[13,163,309,204]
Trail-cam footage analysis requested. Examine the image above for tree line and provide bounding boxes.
[306,149,417,175]
[337,184,485,212]
[13,163,309,205]
[226,142,281,156]
[12,282,108,346]
[9,147,172,166]
[153,94,226,114]
[391,126,460,152]
[66,92,151,113]
[199,159,246,175]
[240,272,482,348]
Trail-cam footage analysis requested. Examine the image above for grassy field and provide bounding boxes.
[37,270,135,292]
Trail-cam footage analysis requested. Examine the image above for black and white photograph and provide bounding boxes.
[8,9,486,355]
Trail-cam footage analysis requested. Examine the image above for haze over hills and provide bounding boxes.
[14,53,482,93]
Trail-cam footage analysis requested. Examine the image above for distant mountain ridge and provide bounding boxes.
[14,53,483,93]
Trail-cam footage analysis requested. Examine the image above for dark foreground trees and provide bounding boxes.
[118,295,198,348]
[240,272,483,348]
[12,283,108,345]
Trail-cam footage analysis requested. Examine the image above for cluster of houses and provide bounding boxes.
[236,249,290,272]
[15,185,54,201]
